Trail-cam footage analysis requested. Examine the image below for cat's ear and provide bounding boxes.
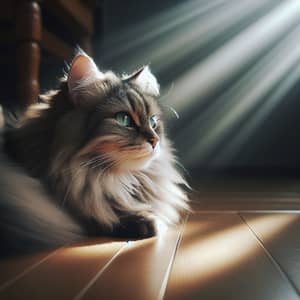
[67,52,104,103]
[124,66,160,97]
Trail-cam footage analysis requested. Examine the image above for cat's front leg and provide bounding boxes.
[111,215,158,239]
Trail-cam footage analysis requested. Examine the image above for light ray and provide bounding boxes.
[164,0,300,116]
[178,23,300,166]
[215,62,300,165]
[166,214,298,299]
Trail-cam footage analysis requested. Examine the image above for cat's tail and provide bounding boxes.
[0,149,86,256]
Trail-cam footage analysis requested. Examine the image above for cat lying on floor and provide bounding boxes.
[0,51,188,255]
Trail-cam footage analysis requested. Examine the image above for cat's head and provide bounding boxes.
[57,52,163,173]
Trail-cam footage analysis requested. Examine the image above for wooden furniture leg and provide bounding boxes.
[15,0,41,107]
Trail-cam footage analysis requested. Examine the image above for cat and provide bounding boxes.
[0,51,188,255]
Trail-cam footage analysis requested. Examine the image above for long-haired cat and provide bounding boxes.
[0,51,188,255]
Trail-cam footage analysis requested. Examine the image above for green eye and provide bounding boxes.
[115,112,133,127]
[149,115,158,129]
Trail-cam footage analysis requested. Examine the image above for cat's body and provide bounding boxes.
[0,52,188,255]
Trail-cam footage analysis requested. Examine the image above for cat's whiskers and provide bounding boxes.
[91,151,124,172]
[62,152,119,206]
[91,150,123,173]
[61,156,107,206]
[80,153,111,168]
[91,158,113,169]
[81,158,104,169]
[100,161,117,174]
[80,156,99,167]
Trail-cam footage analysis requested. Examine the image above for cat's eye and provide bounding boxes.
[149,115,158,129]
[115,112,133,127]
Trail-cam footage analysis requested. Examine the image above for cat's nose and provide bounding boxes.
[148,137,159,149]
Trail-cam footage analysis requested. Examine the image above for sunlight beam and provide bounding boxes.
[164,0,300,117]
[166,214,298,299]
[178,23,300,166]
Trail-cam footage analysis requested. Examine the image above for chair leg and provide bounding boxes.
[15,0,41,107]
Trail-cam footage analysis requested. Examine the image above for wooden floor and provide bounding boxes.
[1,178,300,300]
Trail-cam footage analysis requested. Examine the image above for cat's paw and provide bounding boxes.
[113,216,157,239]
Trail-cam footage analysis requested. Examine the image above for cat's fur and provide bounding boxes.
[0,52,188,255]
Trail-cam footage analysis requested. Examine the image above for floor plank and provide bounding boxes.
[0,249,60,290]
[76,224,183,300]
[191,194,300,211]
[164,212,299,300]
[0,239,125,300]
[1,211,300,300]
[242,212,300,295]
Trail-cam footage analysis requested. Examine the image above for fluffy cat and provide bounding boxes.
[0,52,188,255]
